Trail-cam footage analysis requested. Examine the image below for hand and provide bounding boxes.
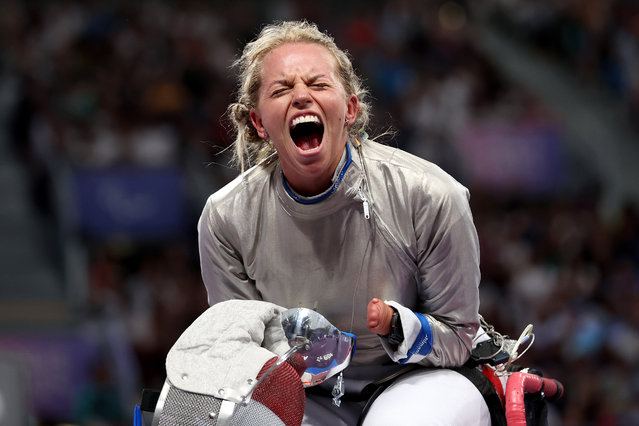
[366,298,395,335]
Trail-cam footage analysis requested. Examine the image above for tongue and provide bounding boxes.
[296,134,322,151]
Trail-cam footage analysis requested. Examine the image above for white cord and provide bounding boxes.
[497,324,535,376]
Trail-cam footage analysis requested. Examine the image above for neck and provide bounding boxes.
[283,144,350,196]
[282,144,352,204]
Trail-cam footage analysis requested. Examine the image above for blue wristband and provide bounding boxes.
[398,312,433,364]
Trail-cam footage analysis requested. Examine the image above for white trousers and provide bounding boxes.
[303,368,491,426]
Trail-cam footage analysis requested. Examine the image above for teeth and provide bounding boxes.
[291,115,321,128]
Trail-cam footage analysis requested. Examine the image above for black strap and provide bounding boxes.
[356,366,418,425]
[140,388,161,412]
[453,366,507,426]
[357,382,391,426]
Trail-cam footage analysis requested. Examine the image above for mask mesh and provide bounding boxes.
[156,358,305,426]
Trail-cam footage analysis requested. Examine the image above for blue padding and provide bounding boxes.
[133,404,142,426]
[342,331,357,359]
[399,312,433,364]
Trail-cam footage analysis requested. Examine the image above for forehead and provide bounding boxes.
[260,42,338,79]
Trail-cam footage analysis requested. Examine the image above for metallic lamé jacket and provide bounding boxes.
[198,139,480,370]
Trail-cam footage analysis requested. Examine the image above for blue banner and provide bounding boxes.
[72,167,186,240]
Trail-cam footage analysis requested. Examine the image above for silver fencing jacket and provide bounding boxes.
[198,139,480,379]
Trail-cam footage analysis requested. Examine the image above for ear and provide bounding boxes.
[345,94,360,126]
[250,108,267,138]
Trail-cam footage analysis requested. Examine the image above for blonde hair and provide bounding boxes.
[227,20,370,171]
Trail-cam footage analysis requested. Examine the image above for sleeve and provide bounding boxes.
[380,179,480,367]
[198,196,262,306]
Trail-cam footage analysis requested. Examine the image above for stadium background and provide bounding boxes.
[0,0,638,424]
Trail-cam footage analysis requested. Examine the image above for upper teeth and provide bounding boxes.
[291,115,320,128]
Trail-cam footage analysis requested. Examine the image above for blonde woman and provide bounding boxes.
[198,20,489,425]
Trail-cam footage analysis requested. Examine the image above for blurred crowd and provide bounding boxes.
[488,0,639,130]
[474,192,639,425]
[1,0,638,425]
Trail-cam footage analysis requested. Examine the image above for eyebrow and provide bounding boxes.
[305,74,324,84]
[267,74,326,89]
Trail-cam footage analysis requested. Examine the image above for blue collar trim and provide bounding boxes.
[282,143,353,205]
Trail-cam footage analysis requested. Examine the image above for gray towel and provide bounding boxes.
[165,300,291,404]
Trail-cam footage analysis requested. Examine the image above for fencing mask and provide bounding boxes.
[140,300,356,426]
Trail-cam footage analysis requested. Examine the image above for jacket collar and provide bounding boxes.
[275,141,364,218]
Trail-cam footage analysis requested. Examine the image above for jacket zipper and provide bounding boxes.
[357,188,370,219]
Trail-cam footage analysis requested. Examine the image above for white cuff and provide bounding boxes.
[378,300,428,363]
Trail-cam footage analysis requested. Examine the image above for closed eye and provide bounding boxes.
[271,87,290,96]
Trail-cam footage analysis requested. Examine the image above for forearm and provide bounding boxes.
[379,301,477,367]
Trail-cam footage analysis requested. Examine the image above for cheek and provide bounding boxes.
[260,101,288,128]
[329,103,349,126]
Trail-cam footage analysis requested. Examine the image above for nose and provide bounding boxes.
[292,84,312,107]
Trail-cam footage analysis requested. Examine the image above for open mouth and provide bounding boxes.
[290,114,324,151]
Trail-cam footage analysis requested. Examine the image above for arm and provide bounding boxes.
[198,196,261,305]
[413,184,481,366]
[370,179,480,367]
